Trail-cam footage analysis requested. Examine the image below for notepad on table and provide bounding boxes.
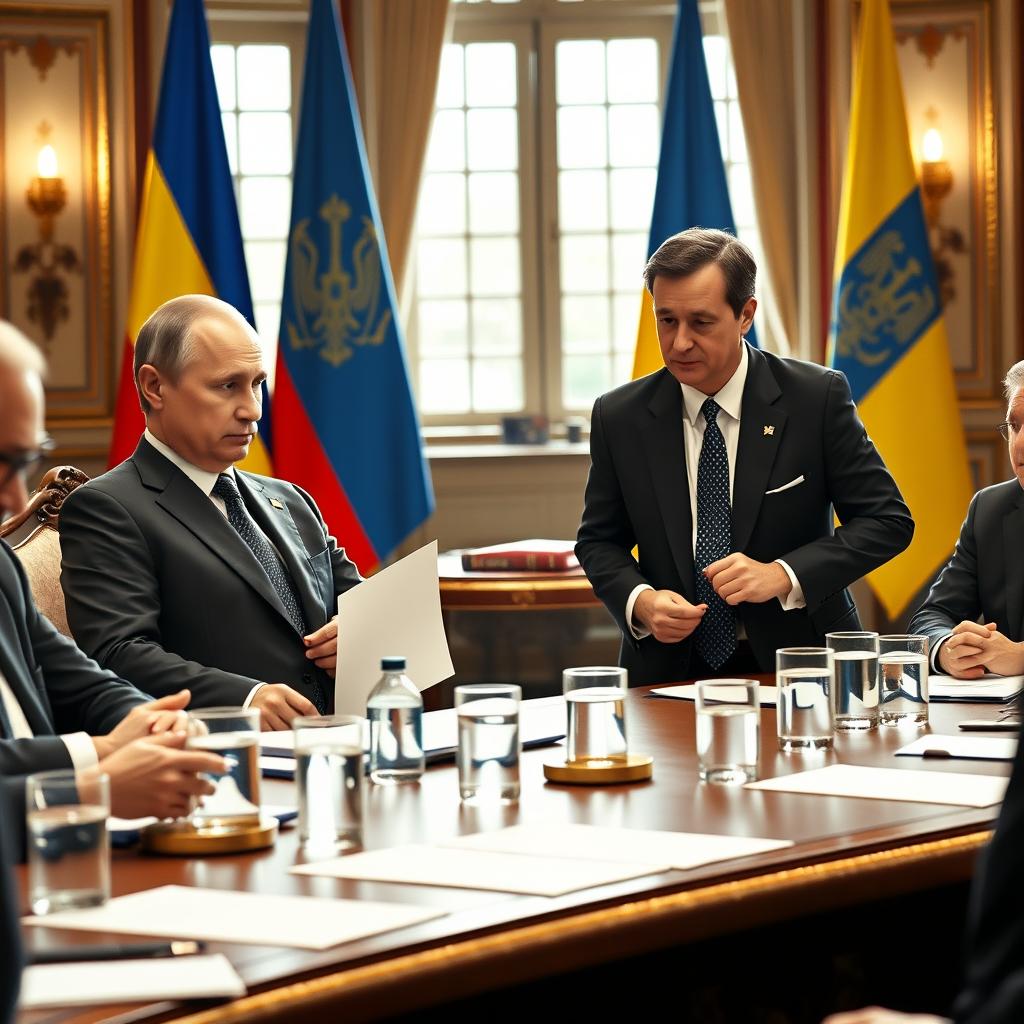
[930,675,1023,703]
[895,733,1018,762]
[650,683,778,706]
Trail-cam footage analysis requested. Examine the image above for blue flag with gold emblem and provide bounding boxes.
[273,0,434,572]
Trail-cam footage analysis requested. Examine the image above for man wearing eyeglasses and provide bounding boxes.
[908,359,1024,679]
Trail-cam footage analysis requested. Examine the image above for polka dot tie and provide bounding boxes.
[212,475,326,713]
[694,399,737,670]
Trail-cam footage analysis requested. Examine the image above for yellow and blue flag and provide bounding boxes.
[828,0,971,617]
[109,0,271,473]
[632,0,755,380]
[273,0,433,573]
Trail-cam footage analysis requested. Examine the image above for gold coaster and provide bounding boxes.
[140,816,278,855]
[543,754,653,785]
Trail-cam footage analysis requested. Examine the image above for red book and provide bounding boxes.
[460,539,580,572]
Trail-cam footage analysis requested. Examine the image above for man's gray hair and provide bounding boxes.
[1004,360,1024,403]
[133,294,249,414]
[0,321,46,377]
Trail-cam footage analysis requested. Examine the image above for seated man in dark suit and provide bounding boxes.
[0,805,20,1024]
[908,360,1024,679]
[0,322,225,854]
[59,295,363,729]
[576,229,913,683]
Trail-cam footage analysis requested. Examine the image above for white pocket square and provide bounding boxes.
[765,475,805,495]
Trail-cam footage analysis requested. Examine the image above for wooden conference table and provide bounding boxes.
[16,685,1013,1023]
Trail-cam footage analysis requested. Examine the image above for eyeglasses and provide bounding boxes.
[997,422,1023,441]
[0,436,56,489]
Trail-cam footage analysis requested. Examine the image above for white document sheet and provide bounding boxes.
[444,824,792,870]
[335,540,454,715]
[896,734,1018,762]
[23,885,446,950]
[745,763,1008,807]
[292,844,666,896]
[651,683,778,706]
[19,954,246,1007]
[930,675,1023,701]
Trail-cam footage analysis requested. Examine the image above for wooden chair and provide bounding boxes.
[0,466,90,636]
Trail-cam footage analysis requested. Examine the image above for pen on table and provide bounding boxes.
[27,940,206,964]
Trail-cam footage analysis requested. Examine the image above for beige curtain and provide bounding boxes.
[722,0,807,356]
[369,0,450,297]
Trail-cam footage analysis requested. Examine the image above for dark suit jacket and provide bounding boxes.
[576,344,914,683]
[0,807,20,1024]
[59,438,363,709]
[909,480,1024,656]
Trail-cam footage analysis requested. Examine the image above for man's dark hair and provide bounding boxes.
[643,227,756,318]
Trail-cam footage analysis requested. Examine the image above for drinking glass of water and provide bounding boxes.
[695,679,760,784]
[825,631,880,731]
[186,707,261,830]
[878,634,929,727]
[455,684,521,804]
[293,714,364,852]
[563,666,628,765]
[776,647,835,751]
[26,769,110,915]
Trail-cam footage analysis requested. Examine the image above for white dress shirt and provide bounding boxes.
[144,430,267,706]
[626,346,805,640]
[0,671,98,769]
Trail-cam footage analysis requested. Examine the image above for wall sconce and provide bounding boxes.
[13,142,80,343]
[918,126,963,308]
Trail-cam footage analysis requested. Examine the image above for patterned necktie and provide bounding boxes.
[694,398,737,670]
[211,475,325,712]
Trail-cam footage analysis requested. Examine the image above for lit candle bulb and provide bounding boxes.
[922,128,944,163]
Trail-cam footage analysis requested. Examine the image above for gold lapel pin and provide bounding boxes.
[763,425,775,436]
[269,498,285,509]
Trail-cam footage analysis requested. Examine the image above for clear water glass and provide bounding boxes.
[186,707,261,829]
[878,634,929,727]
[455,684,521,804]
[776,647,835,751]
[563,665,628,764]
[825,631,880,731]
[695,678,760,784]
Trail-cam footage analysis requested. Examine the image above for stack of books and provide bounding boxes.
[460,539,579,572]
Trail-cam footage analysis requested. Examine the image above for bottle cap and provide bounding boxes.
[381,656,406,670]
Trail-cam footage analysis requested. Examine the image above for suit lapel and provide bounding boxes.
[732,345,787,554]
[642,371,697,600]
[1003,489,1024,639]
[134,441,294,626]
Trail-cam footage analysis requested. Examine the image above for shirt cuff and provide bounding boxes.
[625,584,655,640]
[930,633,953,673]
[243,683,267,708]
[774,560,806,610]
[61,732,99,771]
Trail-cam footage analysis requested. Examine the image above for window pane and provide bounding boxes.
[467,108,518,171]
[253,301,281,349]
[221,112,238,177]
[703,36,728,100]
[561,295,610,354]
[470,236,520,296]
[237,45,290,111]
[418,238,468,297]
[436,44,465,108]
[609,167,655,230]
[421,359,470,413]
[563,353,611,409]
[418,299,469,357]
[612,351,633,384]
[473,358,523,411]
[239,113,293,175]
[211,45,236,110]
[471,298,521,355]
[245,240,286,302]
[607,39,657,103]
[557,106,607,169]
[608,104,659,167]
[611,232,646,292]
[418,173,466,236]
[240,177,291,239]
[556,40,605,105]
[729,163,756,227]
[466,42,516,107]
[560,233,609,293]
[714,100,728,160]
[425,110,466,172]
[613,293,643,351]
[468,172,519,234]
[729,103,747,162]
[559,170,608,232]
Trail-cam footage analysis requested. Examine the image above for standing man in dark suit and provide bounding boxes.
[576,229,914,684]
[908,361,1024,680]
[60,295,363,728]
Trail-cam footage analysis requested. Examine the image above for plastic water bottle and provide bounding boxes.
[367,656,424,784]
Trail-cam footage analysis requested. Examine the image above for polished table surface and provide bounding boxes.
[16,687,1013,1022]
